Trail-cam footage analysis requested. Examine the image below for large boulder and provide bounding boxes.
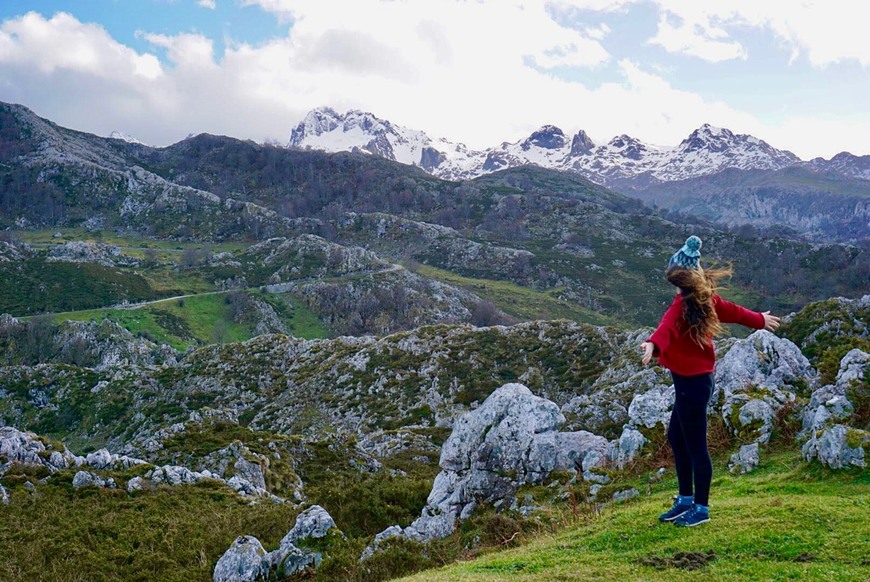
[364,383,609,551]
[0,427,81,473]
[801,349,870,469]
[85,448,147,471]
[716,331,812,444]
[803,425,869,469]
[607,383,674,469]
[214,506,341,581]
[801,350,868,436]
[72,471,109,489]
[627,384,675,429]
[609,426,648,470]
[271,505,341,577]
[213,536,269,582]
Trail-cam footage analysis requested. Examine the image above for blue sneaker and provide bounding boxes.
[674,504,710,527]
[659,500,693,522]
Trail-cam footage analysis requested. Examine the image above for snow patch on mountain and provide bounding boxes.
[287,110,806,184]
[288,107,486,179]
[109,131,144,145]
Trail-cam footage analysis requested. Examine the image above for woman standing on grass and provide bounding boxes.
[640,235,780,527]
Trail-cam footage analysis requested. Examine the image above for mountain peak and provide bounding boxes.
[606,134,648,160]
[109,131,143,145]
[569,130,595,156]
[289,108,343,145]
[285,106,824,184]
[680,124,739,153]
[521,125,568,151]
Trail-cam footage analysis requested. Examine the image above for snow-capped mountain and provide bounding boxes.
[288,108,486,178]
[108,131,144,145]
[288,108,808,184]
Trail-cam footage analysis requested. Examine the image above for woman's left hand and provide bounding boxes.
[761,311,781,332]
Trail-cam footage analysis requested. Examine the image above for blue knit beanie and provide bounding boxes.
[668,235,702,270]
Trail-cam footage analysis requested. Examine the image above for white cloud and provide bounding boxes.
[0,4,865,159]
[649,0,870,67]
[649,11,747,62]
[142,32,216,70]
[197,0,217,9]
[0,11,162,79]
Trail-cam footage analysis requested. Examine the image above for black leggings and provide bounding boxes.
[667,372,714,506]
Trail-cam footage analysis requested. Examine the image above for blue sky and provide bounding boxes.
[0,0,867,158]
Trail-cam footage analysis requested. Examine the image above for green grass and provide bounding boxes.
[411,263,620,327]
[52,290,328,350]
[12,228,248,254]
[0,258,163,316]
[262,291,329,339]
[0,474,302,582]
[399,452,870,581]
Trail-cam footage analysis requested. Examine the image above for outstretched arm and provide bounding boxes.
[715,296,767,329]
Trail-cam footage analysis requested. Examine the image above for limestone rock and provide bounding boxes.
[149,465,204,486]
[0,426,80,473]
[279,505,338,547]
[272,506,340,575]
[72,471,106,489]
[801,350,867,436]
[627,384,674,429]
[213,536,269,582]
[46,241,136,267]
[803,424,869,469]
[363,383,609,553]
[717,331,811,444]
[359,526,404,561]
[85,448,147,471]
[233,457,267,492]
[273,545,319,578]
[728,443,761,474]
[609,426,648,469]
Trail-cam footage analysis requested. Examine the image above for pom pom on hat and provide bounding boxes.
[668,235,702,270]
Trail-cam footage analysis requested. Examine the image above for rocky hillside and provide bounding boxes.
[286,108,870,242]
[2,103,867,328]
[623,166,870,242]
[0,295,867,580]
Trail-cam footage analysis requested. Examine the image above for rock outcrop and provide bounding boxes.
[802,349,869,468]
[363,383,609,553]
[213,505,341,581]
[213,536,270,582]
[717,331,813,444]
[0,426,278,500]
[46,241,138,267]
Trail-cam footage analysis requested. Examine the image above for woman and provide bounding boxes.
[640,235,780,527]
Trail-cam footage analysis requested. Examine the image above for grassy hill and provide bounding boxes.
[52,290,328,350]
[399,450,870,581]
[2,438,867,581]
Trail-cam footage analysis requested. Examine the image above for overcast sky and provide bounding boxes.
[1,0,867,159]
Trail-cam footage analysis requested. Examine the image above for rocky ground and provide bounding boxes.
[0,295,867,580]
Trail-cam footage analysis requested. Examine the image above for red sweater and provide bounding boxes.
[648,294,765,376]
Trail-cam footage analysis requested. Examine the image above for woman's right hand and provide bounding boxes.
[762,311,781,332]
[640,341,654,366]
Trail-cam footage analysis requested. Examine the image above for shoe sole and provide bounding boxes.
[659,510,689,522]
[674,517,710,527]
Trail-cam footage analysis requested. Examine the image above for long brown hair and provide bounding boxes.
[666,265,733,347]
